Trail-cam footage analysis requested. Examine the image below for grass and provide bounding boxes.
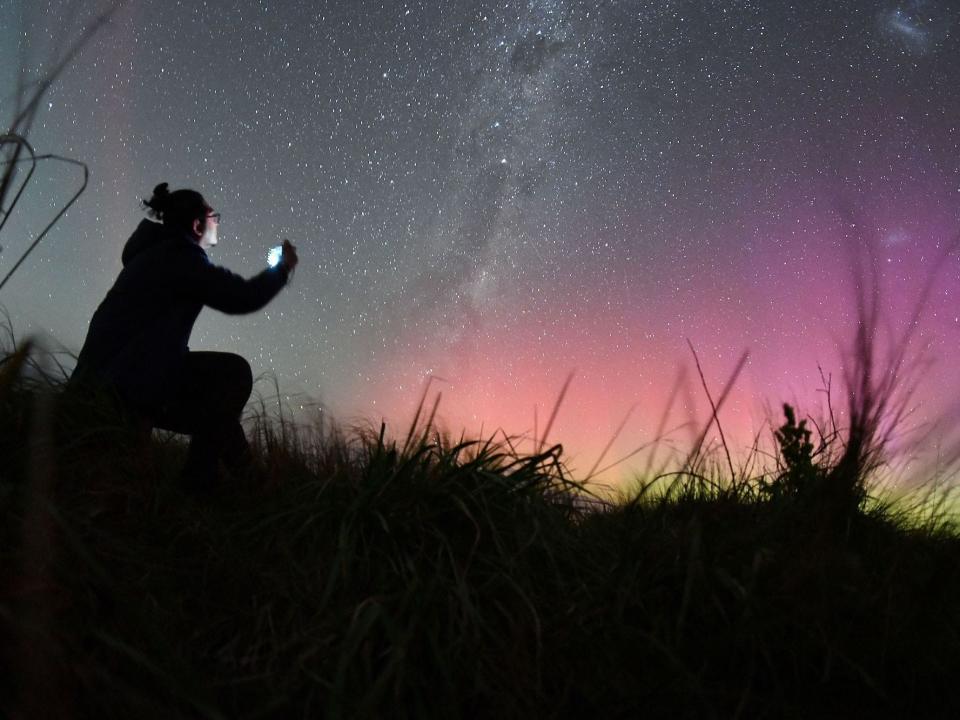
[2,336,960,720]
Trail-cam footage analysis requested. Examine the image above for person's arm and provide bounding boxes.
[179,239,299,315]
[199,262,290,315]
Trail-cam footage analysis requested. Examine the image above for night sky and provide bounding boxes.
[3,0,960,484]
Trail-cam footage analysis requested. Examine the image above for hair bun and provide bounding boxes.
[143,182,171,219]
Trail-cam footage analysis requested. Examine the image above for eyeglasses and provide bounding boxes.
[207,212,221,223]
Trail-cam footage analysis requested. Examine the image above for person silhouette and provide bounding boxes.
[70,182,299,489]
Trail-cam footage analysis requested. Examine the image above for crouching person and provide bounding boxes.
[69,183,299,490]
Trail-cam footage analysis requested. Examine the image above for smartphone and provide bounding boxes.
[267,245,283,268]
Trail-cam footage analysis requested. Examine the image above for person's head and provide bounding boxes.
[142,182,219,250]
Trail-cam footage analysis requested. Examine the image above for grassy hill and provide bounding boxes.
[2,339,960,719]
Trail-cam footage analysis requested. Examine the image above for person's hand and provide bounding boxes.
[279,239,299,273]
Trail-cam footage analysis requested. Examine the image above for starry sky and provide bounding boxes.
[3,0,960,485]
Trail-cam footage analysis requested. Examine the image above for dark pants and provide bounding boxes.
[152,351,254,486]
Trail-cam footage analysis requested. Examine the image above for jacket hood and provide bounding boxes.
[121,219,167,267]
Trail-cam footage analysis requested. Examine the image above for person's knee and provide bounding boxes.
[227,354,253,409]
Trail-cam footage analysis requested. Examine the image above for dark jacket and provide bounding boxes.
[71,219,289,415]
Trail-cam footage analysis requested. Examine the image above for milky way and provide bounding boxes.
[3,0,960,485]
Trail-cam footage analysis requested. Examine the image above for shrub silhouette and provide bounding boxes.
[766,403,820,501]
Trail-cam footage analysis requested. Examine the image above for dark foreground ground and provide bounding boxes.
[2,350,960,719]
